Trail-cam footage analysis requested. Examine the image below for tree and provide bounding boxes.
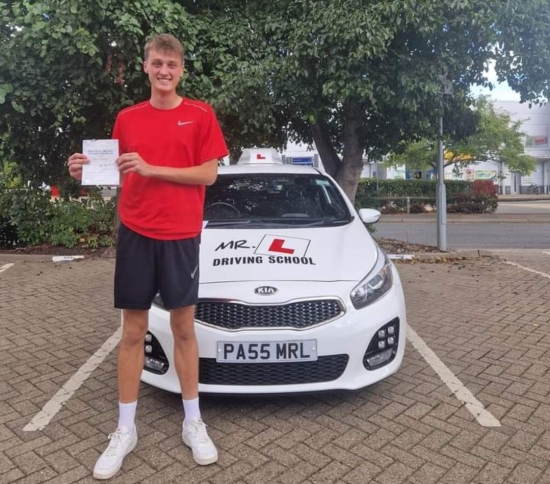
[200,0,494,198]
[385,97,536,175]
[199,0,549,200]
[492,1,550,104]
[1,0,549,201]
[0,0,290,190]
[0,0,208,192]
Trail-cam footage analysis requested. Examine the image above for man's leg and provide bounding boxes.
[170,305,199,399]
[171,305,218,465]
[119,309,149,402]
[93,309,147,480]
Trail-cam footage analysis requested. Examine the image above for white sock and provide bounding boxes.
[118,401,137,432]
[183,397,201,424]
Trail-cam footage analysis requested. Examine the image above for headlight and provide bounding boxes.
[350,246,393,309]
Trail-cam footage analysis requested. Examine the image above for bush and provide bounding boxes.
[48,195,116,248]
[0,187,116,249]
[4,188,54,245]
[447,193,498,213]
[471,180,498,197]
[0,216,19,249]
[355,178,498,214]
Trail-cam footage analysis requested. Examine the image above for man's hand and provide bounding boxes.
[117,153,152,177]
[67,153,89,181]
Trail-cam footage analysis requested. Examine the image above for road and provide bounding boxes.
[495,200,550,214]
[374,200,550,250]
[374,223,549,249]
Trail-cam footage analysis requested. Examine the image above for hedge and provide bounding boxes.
[355,179,498,214]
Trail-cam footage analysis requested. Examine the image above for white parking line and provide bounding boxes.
[0,263,14,273]
[23,326,122,431]
[504,261,550,279]
[407,326,501,427]
[23,320,503,431]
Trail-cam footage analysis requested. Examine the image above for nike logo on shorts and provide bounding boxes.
[191,265,199,278]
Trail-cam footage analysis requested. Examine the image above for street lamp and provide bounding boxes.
[436,73,453,251]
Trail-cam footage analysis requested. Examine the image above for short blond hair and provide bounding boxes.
[144,34,185,63]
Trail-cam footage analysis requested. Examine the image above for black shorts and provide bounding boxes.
[114,224,200,310]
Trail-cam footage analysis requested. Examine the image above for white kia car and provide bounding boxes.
[142,149,407,394]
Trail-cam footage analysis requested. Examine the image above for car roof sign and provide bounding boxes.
[237,148,283,165]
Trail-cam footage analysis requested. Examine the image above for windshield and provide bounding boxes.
[204,173,352,228]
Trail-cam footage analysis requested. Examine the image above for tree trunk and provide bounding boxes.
[311,119,341,178]
[336,102,364,202]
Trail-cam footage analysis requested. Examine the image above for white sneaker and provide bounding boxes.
[93,427,138,480]
[182,418,218,465]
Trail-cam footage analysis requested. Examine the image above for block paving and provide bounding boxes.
[1,250,549,483]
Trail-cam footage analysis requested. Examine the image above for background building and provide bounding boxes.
[236,101,550,195]
[362,101,550,194]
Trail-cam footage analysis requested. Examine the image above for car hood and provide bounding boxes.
[200,222,378,283]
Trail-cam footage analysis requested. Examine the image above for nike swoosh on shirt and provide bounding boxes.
[177,121,194,126]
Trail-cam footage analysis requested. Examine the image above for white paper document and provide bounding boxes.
[81,139,120,186]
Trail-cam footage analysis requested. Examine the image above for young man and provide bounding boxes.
[67,34,228,480]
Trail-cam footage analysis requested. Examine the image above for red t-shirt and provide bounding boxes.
[112,98,228,240]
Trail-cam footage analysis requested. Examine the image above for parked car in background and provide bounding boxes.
[142,148,407,394]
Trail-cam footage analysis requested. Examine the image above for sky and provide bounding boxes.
[469,60,521,101]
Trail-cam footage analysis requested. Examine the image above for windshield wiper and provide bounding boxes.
[205,218,352,228]
[204,220,253,227]
[300,219,352,227]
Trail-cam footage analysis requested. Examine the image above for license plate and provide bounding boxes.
[216,340,317,363]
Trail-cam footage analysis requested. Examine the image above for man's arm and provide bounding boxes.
[116,154,219,185]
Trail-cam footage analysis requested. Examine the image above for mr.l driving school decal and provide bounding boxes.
[212,235,315,266]
[254,235,310,257]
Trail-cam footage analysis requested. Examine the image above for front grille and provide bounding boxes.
[199,355,349,385]
[195,299,344,330]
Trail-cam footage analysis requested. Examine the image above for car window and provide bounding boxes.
[204,173,352,227]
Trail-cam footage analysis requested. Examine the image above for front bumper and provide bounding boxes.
[141,269,407,394]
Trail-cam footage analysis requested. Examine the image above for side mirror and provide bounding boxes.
[358,208,381,224]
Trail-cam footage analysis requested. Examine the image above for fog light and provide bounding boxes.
[363,318,400,370]
[143,331,169,374]
[366,349,393,367]
[144,357,166,372]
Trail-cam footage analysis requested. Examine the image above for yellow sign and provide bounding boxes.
[444,150,474,162]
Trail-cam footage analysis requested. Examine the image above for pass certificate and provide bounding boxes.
[81,139,120,186]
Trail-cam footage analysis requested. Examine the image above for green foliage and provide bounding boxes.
[1,0,548,204]
[447,193,498,214]
[48,195,115,248]
[0,161,20,248]
[386,97,537,175]
[493,1,550,103]
[4,188,54,245]
[0,216,19,249]
[0,0,193,190]
[0,187,116,249]
[355,179,497,214]
[356,178,469,200]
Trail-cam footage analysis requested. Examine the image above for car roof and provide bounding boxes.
[218,164,324,176]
